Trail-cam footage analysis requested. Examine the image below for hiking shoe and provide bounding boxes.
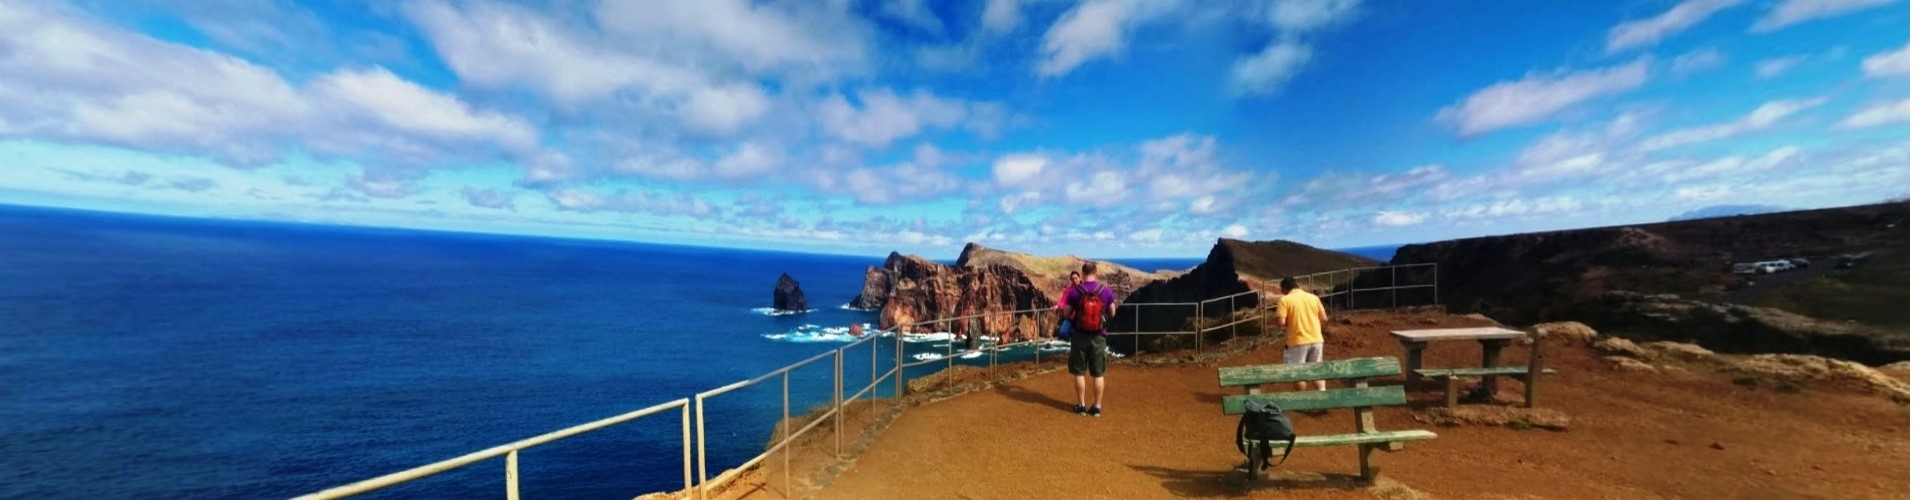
[1090,406,1102,417]
[1073,404,1088,415]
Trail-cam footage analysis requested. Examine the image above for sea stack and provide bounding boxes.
[773,273,809,313]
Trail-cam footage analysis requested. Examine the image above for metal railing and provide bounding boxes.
[292,399,691,500]
[1271,262,1440,312]
[300,262,1435,499]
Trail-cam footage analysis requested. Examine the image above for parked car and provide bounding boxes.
[1788,258,1811,269]
[1754,260,1794,274]
[1732,262,1759,275]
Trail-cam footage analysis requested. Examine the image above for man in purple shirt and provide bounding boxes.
[1062,261,1116,417]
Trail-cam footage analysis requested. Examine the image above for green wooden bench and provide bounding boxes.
[1219,356,1437,481]
[1413,366,1557,409]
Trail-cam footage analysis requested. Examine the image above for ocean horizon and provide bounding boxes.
[0,204,1404,498]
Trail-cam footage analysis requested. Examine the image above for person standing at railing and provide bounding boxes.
[1062,261,1115,417]
[1055,271,1082,340]
[1275,276,1329,392]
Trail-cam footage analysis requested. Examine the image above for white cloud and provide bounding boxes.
[1230,0,1362,96]
[1838,98,1909,129]
[1752,0,1899,32]
[1230,42,1312,96]
[314,67,539,153]
[1035,0,1189,77]
[1670,47,1728,74]
[992,154,1050,186]
[1221,224,1250,238]
[1754,55,1805,78]
[1862,44,1910,78]
[982,0,1034,35]
[591,0,868,74]
[713,143,783,180]
[1606,0,1744,54]
[818,88,999,148]
[880,0,945,33]
[1127,228,1164,242]
[0,2,541,171]
[404,0,704,107]
[460,187,516,209]
[1638,97,1825,150]
[544,187,716,216]
[1437,58,1651,137]
[679,83,773,136]
[1371,211,1427,226]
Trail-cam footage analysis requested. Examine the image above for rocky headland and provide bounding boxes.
[1391,202,1908,363]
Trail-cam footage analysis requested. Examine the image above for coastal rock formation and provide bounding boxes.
[1124,238,1380,303]
[1390,202,1909,364]
[773,273,809,312]
[845,245,1166,340]
[1117,238,1379,338]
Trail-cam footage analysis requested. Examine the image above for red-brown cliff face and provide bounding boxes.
[846,244,1166,341]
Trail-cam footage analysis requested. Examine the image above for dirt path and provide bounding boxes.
[815,311,1908,499]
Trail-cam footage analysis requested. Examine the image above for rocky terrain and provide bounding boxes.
[844,244,1171,339]
[846,240,1375,342]
[1391,202,1908,363]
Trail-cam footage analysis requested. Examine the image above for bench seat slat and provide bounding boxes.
[1221,386,1406,415]
[1218,357,1401,386]
[1242,429,1437,448]
[1413,366,1557,378]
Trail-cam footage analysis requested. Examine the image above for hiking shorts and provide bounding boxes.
[1068,332,1108,377]
[1283,342,1324,364]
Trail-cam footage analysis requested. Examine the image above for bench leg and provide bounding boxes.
[1523,375,1538,408]
[1357,443,1378,482]
[1443,376,1458,409]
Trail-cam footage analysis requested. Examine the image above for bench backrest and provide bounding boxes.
[1217,356,1400,386]
[1221,385,1409,415]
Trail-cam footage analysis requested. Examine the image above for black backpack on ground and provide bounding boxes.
[1235,400,1297,477]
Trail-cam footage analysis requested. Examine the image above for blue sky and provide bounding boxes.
[0,0,1909,257]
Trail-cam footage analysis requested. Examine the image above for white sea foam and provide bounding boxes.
[960,351,984,360]
[761,323,875,343]
[899,332,958,343]
[750,307,816,316]
[838,304,879,312]
[912,353,944,362]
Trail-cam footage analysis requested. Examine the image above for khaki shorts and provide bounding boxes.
[1284,342,1324,364]
[1068,333,1108,377]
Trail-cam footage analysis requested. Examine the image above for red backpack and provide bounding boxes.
[1073,282,1106,332]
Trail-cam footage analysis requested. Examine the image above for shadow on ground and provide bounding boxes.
[1127,464,1373,497]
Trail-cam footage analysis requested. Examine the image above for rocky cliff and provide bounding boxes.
[1124,238,1381,303]
[846,244,1168,340]
[1391,202,1909,363]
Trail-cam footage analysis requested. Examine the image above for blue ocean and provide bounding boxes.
[0,204,1373,498]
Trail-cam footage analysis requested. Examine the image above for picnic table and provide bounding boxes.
[1390,327,1552,408]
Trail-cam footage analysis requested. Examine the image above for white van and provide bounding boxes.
[1754,260,1794,274]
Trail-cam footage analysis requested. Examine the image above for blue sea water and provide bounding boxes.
[0,205,990,499]
[0,204,1401,498]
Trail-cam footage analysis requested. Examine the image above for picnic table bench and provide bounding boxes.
[1218,356,1436,481]
[1392,327,1553,409]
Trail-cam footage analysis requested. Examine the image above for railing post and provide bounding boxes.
[681,403,692,493]
[506,449,519,500]
[1431,264,1440,309]
[781,371,791,497]
[871,334,879,412]
[695,395,708,500]
[834,348,844,460]
[1391,265,1398,308]
[895,330,904,400]
[1193,302,1202,351]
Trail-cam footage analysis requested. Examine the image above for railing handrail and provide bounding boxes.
[294,398,691,500]
[304,262,1438,499]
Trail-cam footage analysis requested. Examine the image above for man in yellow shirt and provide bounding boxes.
[1275,277,1329,391]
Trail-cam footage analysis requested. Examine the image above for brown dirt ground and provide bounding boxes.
[712,309,1910,499]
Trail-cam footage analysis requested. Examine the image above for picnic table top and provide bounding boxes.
[1389,326,1527,342]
